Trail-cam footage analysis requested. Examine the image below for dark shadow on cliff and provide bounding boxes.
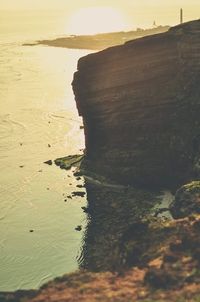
[72,19,200,190]
[78,178,173,272]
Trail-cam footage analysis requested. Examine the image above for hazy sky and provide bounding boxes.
[0,0,199,28]
[1,0,200,9]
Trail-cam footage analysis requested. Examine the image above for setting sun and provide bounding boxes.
[66,6,131,35]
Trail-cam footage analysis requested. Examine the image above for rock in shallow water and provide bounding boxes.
[54,154,84,170]
[72,20,200,188]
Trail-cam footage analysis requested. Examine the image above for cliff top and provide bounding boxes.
[77,19,200,68]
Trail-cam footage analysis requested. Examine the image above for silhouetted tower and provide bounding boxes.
[180,8,183,24]
[153,20,157,27]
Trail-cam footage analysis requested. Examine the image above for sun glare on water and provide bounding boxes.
[66,7,130,35]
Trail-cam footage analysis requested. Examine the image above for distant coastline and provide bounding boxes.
[23,25,170,50]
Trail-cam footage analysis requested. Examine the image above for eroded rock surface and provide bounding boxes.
[72,20,200,188]
[170,181,200,218]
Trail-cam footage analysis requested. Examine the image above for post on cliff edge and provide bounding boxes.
[180,8,183,24]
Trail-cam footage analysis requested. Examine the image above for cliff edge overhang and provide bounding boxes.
[72,20,200,188]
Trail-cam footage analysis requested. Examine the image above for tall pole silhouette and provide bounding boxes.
[180,8,183,24]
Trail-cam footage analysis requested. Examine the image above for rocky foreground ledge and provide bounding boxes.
[73,19,200,188]
[1,206,200,301]
[1,20,200,302]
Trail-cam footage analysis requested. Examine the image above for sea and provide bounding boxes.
[0,10,91,291]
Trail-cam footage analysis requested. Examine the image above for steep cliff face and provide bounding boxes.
[72,20,200,188]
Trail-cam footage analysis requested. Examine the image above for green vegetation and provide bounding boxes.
[54,154,84,170]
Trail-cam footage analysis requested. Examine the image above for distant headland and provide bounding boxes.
[24,26,170,50]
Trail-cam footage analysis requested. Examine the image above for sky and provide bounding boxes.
[0,0,200,10]
[0,0,199,29]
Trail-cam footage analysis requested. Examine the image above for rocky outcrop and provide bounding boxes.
[72,20,200,188]
[170,181,200,218]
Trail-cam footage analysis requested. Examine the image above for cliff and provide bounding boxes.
[1,20,200,302]
[72,20,200,188]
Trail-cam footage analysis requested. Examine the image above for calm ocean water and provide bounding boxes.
[0,10,91,291]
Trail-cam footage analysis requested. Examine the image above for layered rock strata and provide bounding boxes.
[72,20,200,188]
